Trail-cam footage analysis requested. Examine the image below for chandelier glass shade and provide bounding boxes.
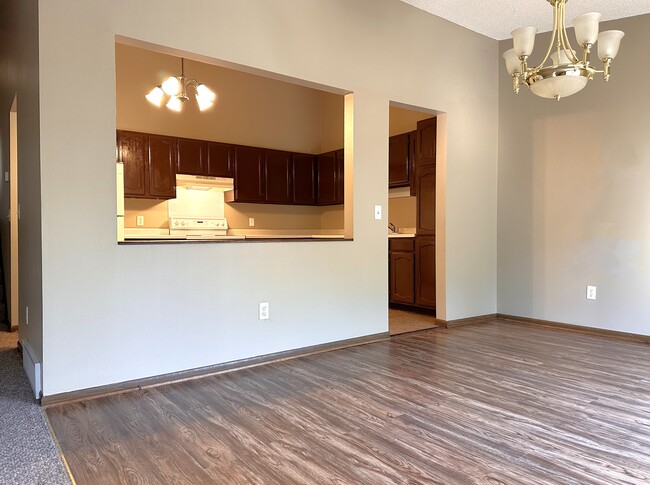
[146,58,216,112]
[503,0,624,101]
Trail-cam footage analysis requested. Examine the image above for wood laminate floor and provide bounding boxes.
[389,308,438,335]
[46,320,650,484]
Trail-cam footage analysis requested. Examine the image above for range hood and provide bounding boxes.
[175,174,234,191]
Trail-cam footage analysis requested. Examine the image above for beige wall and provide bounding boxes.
[0,0,43,366]
[498,14,650,335]
[388,197,416,229]
[38,0,498,395]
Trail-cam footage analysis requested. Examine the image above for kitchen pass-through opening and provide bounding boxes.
[114,37,354,243]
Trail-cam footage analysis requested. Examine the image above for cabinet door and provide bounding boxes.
[234,146,265,202]
[415,236,436,308]
[335,149,344,204]
[177,138,205,175]
[148,135,177,199]
[317,151,337,205]
[416,164,436,235]
[409,130,417,196]
[206,142,233,177]
[416,117,437,166]
[389,133,409,187]
[118,130,147,197]
[390,251,415,304]
[265,150,292,204]
[292,153,317,205]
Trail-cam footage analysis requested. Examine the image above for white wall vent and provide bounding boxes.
[22,339,42,399]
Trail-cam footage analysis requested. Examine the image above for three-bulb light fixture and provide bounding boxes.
[503,0,624,100]
[146,58,216,112]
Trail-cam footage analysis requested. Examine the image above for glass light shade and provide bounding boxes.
[598,30,625,60]
[512,26,537,57]
[503,48,521,75]
[166,95,182,112]
[196,95,214,111]
[530,75,588,99]
[145,86,164,106]
[161,76,181,96]
[550,49,577,66]
[572,12,601,46]
[196,84,216,102]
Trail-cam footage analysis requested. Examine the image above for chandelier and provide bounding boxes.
[146,58,216,112]
[503,0,624,100]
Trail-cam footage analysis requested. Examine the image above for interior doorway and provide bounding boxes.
[8,96,18,331]
[387,103,438,336]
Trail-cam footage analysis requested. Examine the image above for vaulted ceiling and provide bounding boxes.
[399,0,650,40]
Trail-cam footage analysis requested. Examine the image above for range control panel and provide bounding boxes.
[169,217,228,230]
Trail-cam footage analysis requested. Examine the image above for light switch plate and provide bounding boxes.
[374,205,382,220]
[586,285,597,300]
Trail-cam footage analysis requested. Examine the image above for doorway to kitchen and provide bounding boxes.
[387,102,440,336]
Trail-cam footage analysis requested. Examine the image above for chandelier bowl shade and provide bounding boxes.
[528,66,591,99]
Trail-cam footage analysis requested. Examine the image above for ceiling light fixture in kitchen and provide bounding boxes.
[503,0,624,101]
[146,58,216,112]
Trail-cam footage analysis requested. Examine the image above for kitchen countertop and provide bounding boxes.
[388,233,416,238]
[120,228,348,244]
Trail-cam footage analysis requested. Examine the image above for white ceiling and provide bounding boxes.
[399,0,650,40]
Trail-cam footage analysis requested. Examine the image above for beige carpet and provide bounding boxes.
[0,330,71,485]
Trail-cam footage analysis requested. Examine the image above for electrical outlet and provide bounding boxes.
[259,302,269,320]
[586,285,597,300]
[136,215,145,226]
[374,205,382,220]
[25,306,29,325]
[249,217,255,227]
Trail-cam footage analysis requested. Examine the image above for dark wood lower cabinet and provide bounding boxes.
[415,236,436,309]
[390,250,415,304]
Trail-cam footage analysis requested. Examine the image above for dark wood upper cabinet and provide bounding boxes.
[177,137,205,176]
[416,164,436,235]
[148,135,177,199]
[389,133,410,188]
[234,146,265,202]
[292,153,317,205]
[416,117,437,166]
[335,149,344,204]
[317,151,337,205]
[118,130,147,197]
[265,150,292,204]
[415,236,436,308]
[206,142,233,178]
[409,130,417,196]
